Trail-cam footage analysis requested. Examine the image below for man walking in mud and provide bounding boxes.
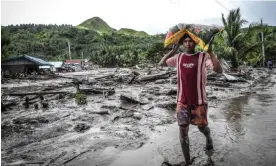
[158,34,222,165]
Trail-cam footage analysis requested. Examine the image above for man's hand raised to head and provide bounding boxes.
[206,45,223,73]
[158,44,180,67]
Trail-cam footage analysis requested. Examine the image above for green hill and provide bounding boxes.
[1,23,165,66]
[77,17,116,34]
[117,28,149,37]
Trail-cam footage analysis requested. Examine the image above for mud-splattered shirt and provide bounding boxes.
[166,52,213,105]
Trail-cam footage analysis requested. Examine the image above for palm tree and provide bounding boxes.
[221,8,248,68]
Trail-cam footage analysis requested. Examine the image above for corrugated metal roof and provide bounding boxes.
[2,55,53,66]
[24,55,53,66]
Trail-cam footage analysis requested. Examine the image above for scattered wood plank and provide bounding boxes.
[22,100,37,106]
[42,151,67,166]
[2,101,17,108]
[119,106,137,112]
[24,161,45,165]
[223,73,239,82]
[128,75,137,84]
[94,74,114,80]
[54,75,76,80]
[227,72,246,77]
[90,110,109,115]
[7,91,69,96]
[79,88,115,96]
[29,95,39,101]
[208,82,230,87]
[137,72,171,82]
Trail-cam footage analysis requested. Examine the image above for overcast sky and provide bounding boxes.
[1,0,276,34]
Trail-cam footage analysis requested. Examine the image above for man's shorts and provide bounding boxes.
[176,102,208,127]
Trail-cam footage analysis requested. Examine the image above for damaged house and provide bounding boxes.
[1,55,53,75]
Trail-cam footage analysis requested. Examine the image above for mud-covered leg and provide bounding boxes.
[179,125,191,165]
[198,126,213,150]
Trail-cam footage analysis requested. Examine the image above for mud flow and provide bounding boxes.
[2,68,276,166]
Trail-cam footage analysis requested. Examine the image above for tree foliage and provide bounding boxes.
[1,13,275,68]
[1,24,165,67]
[214,8,276,68]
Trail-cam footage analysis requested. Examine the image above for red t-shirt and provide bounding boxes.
[166,52,213,105]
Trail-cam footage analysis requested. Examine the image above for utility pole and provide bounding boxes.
[261,19,265,67]
[81,52,84,66]
[67,39,71,60]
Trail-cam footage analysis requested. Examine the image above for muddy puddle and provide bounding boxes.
[1,68,276,166]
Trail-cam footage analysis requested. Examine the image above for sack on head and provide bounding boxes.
[164,23,222,51]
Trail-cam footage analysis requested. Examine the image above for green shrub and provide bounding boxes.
[74,92,87,105]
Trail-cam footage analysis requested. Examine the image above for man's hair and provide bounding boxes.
[179,33,195,44]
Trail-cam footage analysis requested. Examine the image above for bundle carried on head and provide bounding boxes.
[164,23,222,51]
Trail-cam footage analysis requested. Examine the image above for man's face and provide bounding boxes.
[183,37,196,52]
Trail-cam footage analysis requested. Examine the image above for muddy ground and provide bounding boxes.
[1,67,276,166]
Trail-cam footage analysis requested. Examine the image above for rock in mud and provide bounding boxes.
[120,94,148,105]
[34,103,39,109]
[112,110,135,122]
[155,101,176,111]
[166,88,177,95]
[155,79,169,84]
[133,112,143,120]
[42,102,49,108]
[74,123,90,133]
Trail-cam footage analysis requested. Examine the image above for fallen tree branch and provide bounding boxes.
[42,151,67,166]
[63,150,91,164]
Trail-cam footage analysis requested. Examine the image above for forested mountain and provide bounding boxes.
[1,17,166,67]
[77,17,116,34]
[1,13,276,67]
